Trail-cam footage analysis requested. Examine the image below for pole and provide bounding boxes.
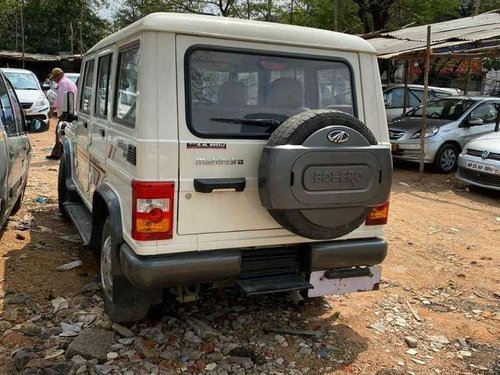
[403,59,410,113]
[333,0,338,31]
[419,25,431,178]
[464,57,472,95]
[20,0,25,68]
[70,22,74,55]
[80,2,84,55]
[475,0,481,16]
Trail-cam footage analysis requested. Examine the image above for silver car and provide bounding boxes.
[0,70,31,228]
[389,97,500,173]
[456,131,500,191]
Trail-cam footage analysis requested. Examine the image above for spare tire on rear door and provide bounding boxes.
[258,109,392,240]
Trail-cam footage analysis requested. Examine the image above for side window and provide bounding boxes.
[384,88,404,108]
[80,60,95,114]
[0,77,18,136]
[470,103,498,123]
[114,45,140,127]
[95,54,112,118]
[318,65,353,110]
[5,79,25,134]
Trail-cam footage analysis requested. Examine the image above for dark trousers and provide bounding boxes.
[49,117,63,158]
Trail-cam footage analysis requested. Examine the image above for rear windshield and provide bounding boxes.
[406,98,475,121]
[186,48,355,138]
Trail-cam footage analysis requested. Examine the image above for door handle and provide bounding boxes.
[100,129,105,138]
[82,122,88,129]
[194,178,246,193]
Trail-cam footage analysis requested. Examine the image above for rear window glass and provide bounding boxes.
[186,48,354,138]
[80,60,95,114]
[114,46,139,127]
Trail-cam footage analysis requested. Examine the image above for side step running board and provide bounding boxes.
[237,274,313,296]
[64,202,92,245]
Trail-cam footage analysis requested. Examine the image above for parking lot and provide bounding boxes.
[0,122,498,375]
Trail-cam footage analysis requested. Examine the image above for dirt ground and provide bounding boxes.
[0,120,498,375]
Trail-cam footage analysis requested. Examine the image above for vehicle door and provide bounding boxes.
[5,78,30,192]
[0,75,25,211]
[70,58,96,205]
[176,37,361,236]
[462,102,499,146]
[383,87,404,120]
[89,52,113,199]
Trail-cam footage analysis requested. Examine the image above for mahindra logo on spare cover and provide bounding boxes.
[481,150,490,159]
[327,130,350,144]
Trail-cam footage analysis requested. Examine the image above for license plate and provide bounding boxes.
[466,161,496,174]
[308,266,381,298]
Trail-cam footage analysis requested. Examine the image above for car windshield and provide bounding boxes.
[406,98,475,121]
[187,48,355,138]
[67,74,79,84]
[5,72,39,90]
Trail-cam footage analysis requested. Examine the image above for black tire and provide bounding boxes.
[100,217,149,322]
[263,109,380,240]
[433,143,459,174]
[57,157,69,218]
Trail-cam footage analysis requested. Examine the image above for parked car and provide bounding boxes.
[44,72,80,106]
[1,68,50,124]
[389,96,500,173]
[383,84,461,121]
[456,130,500,191]
[0,70,35,228]
[57,13,392,322]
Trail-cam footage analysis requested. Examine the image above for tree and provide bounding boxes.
[351,0,396,33]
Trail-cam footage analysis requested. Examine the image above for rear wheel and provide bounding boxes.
[433,144,459,173]
[100,217,149,322]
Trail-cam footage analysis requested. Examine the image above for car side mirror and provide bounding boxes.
[27,119,49,133]
[41,83,50,91]
[61,91,77,121]
[468,117,484,126]
[384,100,389,107]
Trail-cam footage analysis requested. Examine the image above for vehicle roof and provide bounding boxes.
[0,68,36,75]
[88,13,376,55]
[384,84,459,92]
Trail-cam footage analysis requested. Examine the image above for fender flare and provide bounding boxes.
[90,183,123,250]
[61,139,74,188]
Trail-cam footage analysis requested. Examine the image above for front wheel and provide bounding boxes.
[101,217,149,322]
[433,144,459,173]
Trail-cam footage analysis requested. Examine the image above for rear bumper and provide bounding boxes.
[120,237,388,289]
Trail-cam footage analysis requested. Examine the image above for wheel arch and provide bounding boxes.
[435,140,462,160]
[89,183,123,250]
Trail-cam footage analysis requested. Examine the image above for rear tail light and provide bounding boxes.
[132,181,174,241]
[365,201,390,226]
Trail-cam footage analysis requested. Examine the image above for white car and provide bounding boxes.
[57,13,392,322]
[384,84,461,121]
[456,130,500,191]
[1,68,50,124]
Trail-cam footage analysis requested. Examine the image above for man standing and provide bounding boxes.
[46,67,77,160]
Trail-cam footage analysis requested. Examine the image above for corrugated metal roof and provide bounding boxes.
[368,11,500,58]
[0,50,82,62]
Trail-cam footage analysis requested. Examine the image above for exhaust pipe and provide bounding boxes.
[289,290,305,306]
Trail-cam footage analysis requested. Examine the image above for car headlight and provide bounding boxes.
[410,127,439,139]
[33,94,49,111]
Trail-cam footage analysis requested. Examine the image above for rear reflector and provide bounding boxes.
[365,202,389,226]
[132,181,174,241]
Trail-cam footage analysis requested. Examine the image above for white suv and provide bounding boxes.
[58,13,392,322]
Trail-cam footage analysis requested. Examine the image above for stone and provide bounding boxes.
[95,364,114,375]
[299,347,312,357]
[13,348,35,371]
[59,322,82,337]
[140,327,166,344]
[370,321,386,333]
[81,282,101,293]
[76,365,87,375]
[459,350,472,357]
[112,323,135,338]
[405,336,418,348]
[66,329,115,362]
[275,357,285,365]
[19,322,42,336]
[56,260,83,271]
[205,363,217,371]
[406,348,418,356]
[106,352,119,360]
[229,356,253,369]
[274,335,286,344]
[118,337,135,345]
[71,355,87,366]
[185,317,220,339]
[201,342,215,353]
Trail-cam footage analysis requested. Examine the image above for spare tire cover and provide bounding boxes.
[258,109,392,240]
